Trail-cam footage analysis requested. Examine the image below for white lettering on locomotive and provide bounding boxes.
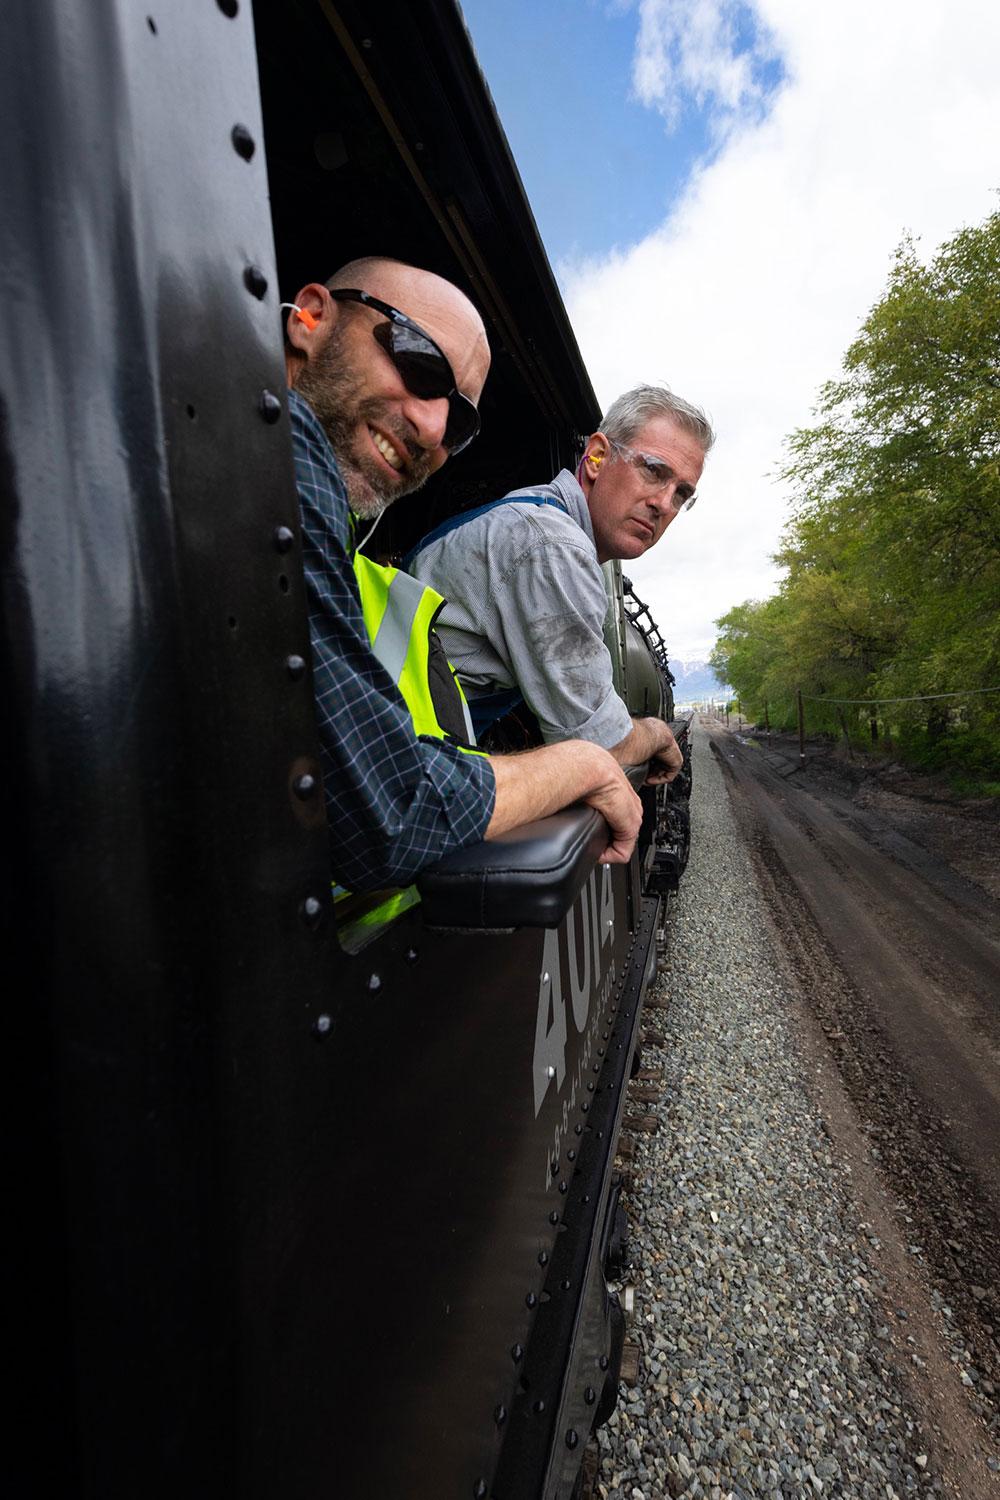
[533,866,618,1184]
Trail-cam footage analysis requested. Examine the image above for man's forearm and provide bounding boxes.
[484,740,643,864]
[485,741,618,833]
[610,716,671,767]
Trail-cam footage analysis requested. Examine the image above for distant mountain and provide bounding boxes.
[667,658,726,705]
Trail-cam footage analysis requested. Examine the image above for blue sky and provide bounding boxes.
[461,0,783,266]
[458,1,1000,660]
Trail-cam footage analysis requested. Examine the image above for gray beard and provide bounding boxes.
[295,338,431,520]
[348,489,387,521]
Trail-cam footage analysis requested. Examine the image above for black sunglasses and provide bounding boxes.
[329,288,481,455]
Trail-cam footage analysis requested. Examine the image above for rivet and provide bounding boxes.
[511,1343,524,1363]
[574,1124,583,1135]
[494,1404,507,1426]
[231,123,255,160]
[565,1429,579,1450]
[599,1354,610,1371]
[532,1399,546,1414]
[259,389,282,423]
[598,1048,605,1057]
[550,1158,559,1176]
[582,1194,590,1204]
[243,264,268,299]
[366,973,382,994]
[558,1181,568,1195]
[313,1013,332,1038]
[581,1102,590,1113]
[585,1385,596,1405]
[286,654,307,680]
[545,1066,556,1079]
[473,1482,487,1500]
[293,772,317,800]
[273,524,295,552]
[299,894,324,929]
[542,971,549,983]
[361,36,373,47]
[592,1063,600,1074]
[538,1250,549,1266]
[526,1291,538,1309]
[560,1278,571,1291]
[587,1082,595,1092]
[567,1149,576,1161]
[404,947,419,964]
[549,1211,560,1225]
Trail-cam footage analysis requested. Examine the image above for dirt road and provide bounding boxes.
[705,717,1000,1476]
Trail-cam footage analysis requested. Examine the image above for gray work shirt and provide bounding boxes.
[410,469,633,748]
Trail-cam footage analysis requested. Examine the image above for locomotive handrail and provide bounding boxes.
[417,804,611,929]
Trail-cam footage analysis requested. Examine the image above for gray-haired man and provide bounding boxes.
[409,384,715,780]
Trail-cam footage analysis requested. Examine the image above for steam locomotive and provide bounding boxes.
[2,2,690,1496]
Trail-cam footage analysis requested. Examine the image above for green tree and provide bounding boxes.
[716,206,1000,778]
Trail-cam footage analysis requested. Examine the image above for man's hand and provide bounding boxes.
[610,716,683,784]
[643,725,682,785]
[486,740,643,864]
[580,758,644,864]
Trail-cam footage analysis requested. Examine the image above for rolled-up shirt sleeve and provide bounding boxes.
[291,392,495,892]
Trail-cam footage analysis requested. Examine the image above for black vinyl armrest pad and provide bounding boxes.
[417,806,608,930]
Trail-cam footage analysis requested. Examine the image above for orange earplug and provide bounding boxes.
[280,302,318,330]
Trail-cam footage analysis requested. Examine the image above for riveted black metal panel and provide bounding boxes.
[276,863,640,1500]
[1,3,333,1493]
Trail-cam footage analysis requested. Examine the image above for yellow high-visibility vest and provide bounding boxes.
[352,551,485,756]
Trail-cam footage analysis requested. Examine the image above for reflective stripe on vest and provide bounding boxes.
[353,551,479,750]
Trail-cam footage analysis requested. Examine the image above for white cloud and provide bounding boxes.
[632,0,778,133]
[562,0,1000,659]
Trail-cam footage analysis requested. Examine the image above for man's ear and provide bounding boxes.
[582,433,609,480]
[284,283,333,357]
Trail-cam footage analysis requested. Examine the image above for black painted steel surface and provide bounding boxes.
[270,865,642,1498]
[2,2,332,1492]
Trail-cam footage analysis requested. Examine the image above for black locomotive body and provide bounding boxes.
[2,2,690,1496]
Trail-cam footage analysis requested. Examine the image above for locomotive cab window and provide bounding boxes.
[254,0,630,927]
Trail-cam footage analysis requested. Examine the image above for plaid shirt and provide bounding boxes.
[290,389,495,892]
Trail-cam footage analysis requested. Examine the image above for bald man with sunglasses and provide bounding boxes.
[283,257,642,893]
[409,385,714,780]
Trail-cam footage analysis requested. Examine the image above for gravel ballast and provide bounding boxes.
[599,729,940,1500]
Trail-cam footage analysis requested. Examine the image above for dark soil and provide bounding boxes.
[740,727,1000,901]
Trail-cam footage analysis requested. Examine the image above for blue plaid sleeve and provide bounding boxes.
[288,390,495,891]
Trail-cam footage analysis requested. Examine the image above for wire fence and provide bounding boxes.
[694,680,1000,769]
[801,685,1000,706]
